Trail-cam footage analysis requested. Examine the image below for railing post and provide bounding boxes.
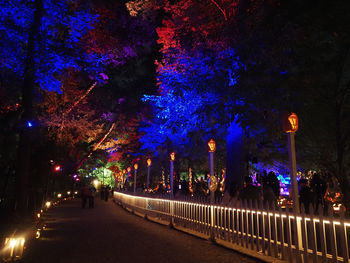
[144,198,149,219]
[169,200,174,228]
[339,209,349,263]
[209,204,215,242]
[255,200,260,253]
[308,205,318,263]
[278,204,285,260]
[300,204,309,263]
[318,206,327,263]
[328,206,338,262]
[293,210,302,263]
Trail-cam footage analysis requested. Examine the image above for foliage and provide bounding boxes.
[0,0,102,92]
[140,47,240,157]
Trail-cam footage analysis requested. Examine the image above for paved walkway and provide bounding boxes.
[24,197,262,263]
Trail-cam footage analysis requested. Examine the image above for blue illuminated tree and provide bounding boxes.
[0,0,102,92]
[140,47,241,163]
[0,0,104,212]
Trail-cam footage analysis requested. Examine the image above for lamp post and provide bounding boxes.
[208,139,217,204]
[147,159,151,192]
[208,139,217,242]
[170,152,175,199]
[127,167,131,184]
[122,169,126,189]
[133,163,138,194]
[283,112,300,214]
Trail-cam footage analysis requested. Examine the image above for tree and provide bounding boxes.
[127,0,246,189]
[0,0,102,213]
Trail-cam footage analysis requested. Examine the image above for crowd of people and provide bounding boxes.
[232,170,343,214]
[80,184,112,208]
[112,167,344,214]
[297,171,343,213]
[150,169,344,214]
[237,171,280,206]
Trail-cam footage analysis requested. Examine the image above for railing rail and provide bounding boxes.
[114,191,350,263]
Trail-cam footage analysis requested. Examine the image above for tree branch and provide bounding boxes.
[65,81,98,115]
[209,0,227,21]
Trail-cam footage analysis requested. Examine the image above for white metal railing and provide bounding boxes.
[114,191,350,263]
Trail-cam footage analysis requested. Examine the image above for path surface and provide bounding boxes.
[24,197,262,263]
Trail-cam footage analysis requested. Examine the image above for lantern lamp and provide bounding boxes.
[127,167,131,172]
[283,112,298,133]
[123,169,126,174]
[208,139,216,152]
[134,163,138,170]
[170,152,175,161]
[147,158,152,167]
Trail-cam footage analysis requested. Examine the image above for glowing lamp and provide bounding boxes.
[36,229,41,239]
[54,165,61,172]
[57,193,62,198]
[37,213,41,218]
[45,201,51,208]
[208,139,216,152]
[147,158,152,167]
[3,237,25,261]
[74,191,78,195]
[134,163,138,170]
[123,169,126,174]
[283,112,298,133]
[170,152,175,161]
[67,191,71,195]
[127,167,131,172]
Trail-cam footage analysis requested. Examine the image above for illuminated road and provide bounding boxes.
[24,197,262,263]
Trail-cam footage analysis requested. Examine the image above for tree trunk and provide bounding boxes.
[16,0,43,214]
[225,121,246,197]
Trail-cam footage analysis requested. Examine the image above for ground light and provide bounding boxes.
[2,237,25,261]
[35,229,41,239]
[45,201,51,209]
